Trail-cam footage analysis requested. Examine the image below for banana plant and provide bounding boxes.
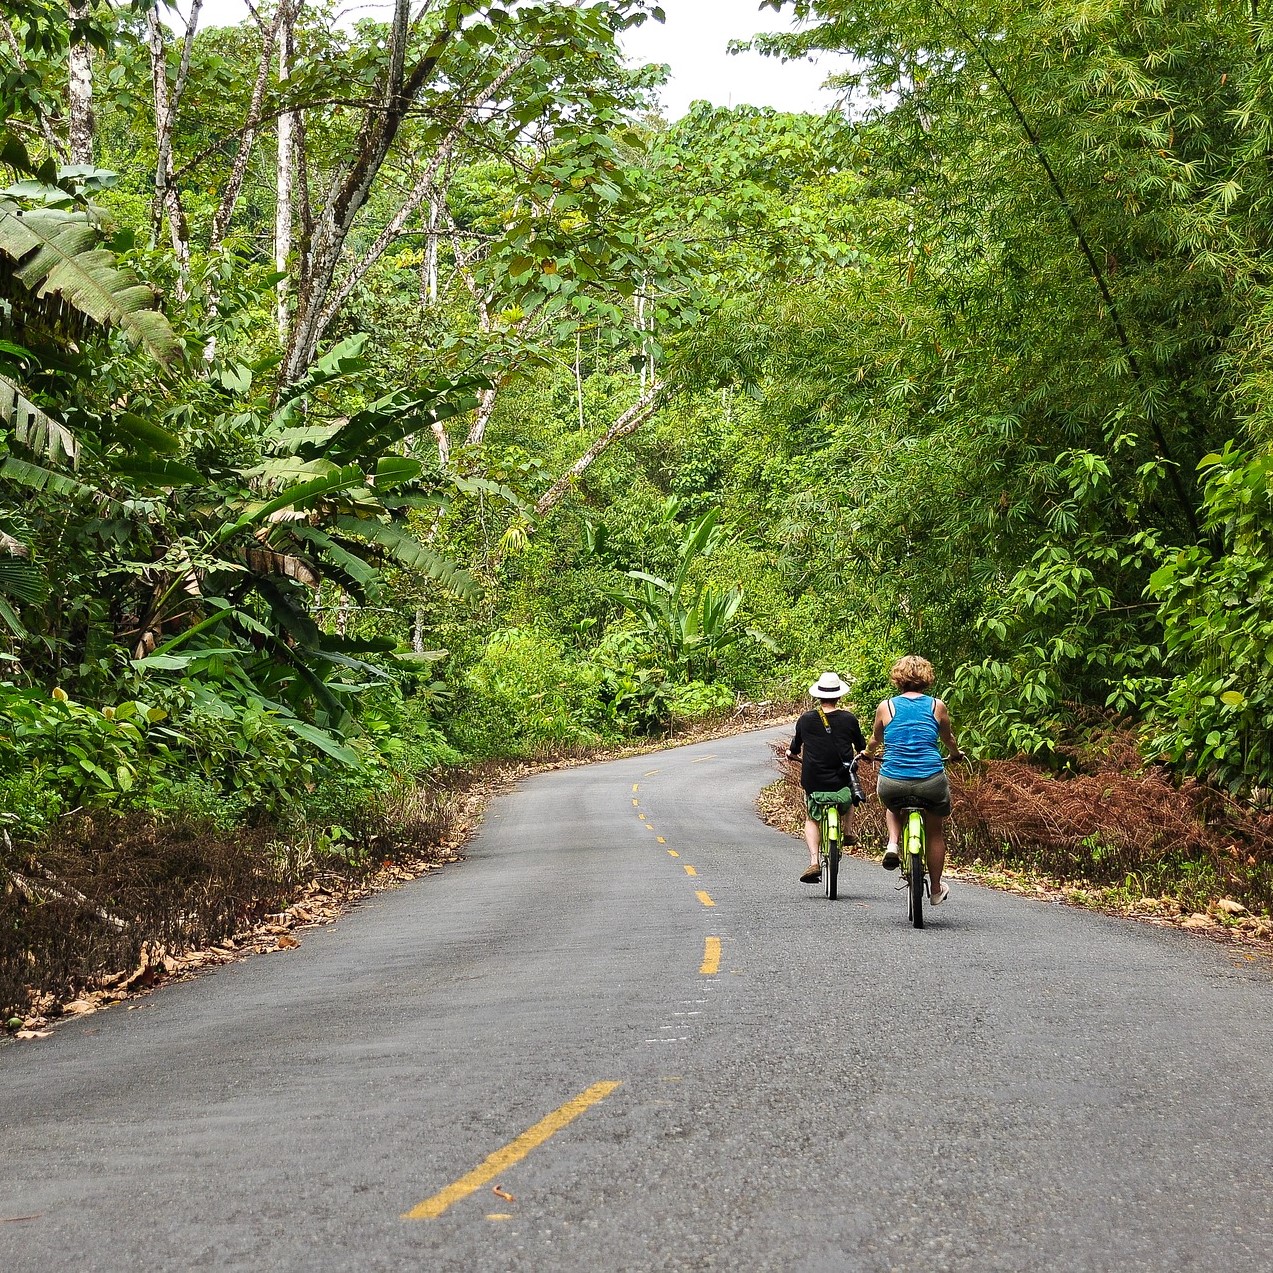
[613,507,748,679]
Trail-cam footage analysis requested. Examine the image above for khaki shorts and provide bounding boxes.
[876,771,951,817]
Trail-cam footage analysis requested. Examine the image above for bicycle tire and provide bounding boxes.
[909,849,925,928]
[823,809,840,900]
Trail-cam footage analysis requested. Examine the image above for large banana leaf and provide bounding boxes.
[0,202,181,365]
[0,372,79,465]
[0,453,99,501]
[216,465,368,543]
[332,515,479,600]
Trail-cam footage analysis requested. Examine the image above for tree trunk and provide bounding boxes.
[282,0,458,384]
[276,1,299,340]
[535,381,667,517]
[423,192,439,307]
[146,2,200,284]
[209,5,285,251]
[67,0,93,165]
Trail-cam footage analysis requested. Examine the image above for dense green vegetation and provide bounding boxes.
[5,0,1273,875]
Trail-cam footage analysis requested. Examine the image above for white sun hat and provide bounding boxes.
[809,672,849,699]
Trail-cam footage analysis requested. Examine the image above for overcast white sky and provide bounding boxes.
[184,0,843,119]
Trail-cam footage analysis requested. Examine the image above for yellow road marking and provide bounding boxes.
[644,769,660,777]
[691,755,717,764]
[632,783,639,792]
[638,813,646,820]
[696,890,715,908]
[667,850,679,858]
[646,823,656,831]
[487,1214,513,1221]
[701,937,721,975]
[402,1082,621,1220]
[632,799,639,807]
[683,865,697,877]
[656,836,666,844]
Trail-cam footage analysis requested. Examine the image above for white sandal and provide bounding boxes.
[931,882,950,906]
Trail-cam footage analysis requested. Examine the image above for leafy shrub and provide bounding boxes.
[455,627,599,756]
[0,771,64,839]
[668,680,734,721]
[0,684,179,809]
[584,628,671,736]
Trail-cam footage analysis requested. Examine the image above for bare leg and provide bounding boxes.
[803,817,821,867]
[923,811,946,894]
[884,807,901,851]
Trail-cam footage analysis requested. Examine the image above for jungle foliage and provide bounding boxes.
[5,0,1273,873]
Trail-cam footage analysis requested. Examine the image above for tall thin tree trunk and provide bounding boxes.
[146,2,200,287]
[534,381,667,518]
[423,192,439,307]
[276,2,298,340]
[67,0,93,165]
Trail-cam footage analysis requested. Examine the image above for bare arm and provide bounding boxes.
[862,702,888,758]
[934,699,964,760]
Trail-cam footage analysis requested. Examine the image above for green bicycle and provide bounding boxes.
[817,800,850,900]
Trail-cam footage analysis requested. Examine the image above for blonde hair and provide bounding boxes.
[890,655,935,692]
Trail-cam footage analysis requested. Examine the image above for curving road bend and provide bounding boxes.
[2,724,1272,1272]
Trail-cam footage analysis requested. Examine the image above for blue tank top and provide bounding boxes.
[880,694,942,780]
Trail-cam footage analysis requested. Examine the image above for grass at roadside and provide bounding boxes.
[760,740,1273,953]
[3,704,796,1037]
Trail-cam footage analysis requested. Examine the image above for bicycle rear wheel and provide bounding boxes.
[909,850,925,928]
[823,809,840,900]
[902,810,925,929]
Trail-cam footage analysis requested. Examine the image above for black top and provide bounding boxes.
[790,707,867,793]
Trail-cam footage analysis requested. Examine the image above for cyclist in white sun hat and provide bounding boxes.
[787,673,867,884]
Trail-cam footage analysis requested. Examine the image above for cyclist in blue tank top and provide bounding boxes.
[859,655,964,906]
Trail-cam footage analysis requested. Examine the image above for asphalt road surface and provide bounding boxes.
[3,725,1272,1272]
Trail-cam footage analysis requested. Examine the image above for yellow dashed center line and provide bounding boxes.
[632,799,639,807]
[632,784,639,793]
[638,814,646,821]
[402,1082,622,1221]
[683,865,697,877]
[667,850,679,858]
[701,937,721,975]
[656,836,666,844]
[696,890,715,908]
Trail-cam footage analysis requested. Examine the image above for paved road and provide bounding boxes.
[3,725,1272,1272]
